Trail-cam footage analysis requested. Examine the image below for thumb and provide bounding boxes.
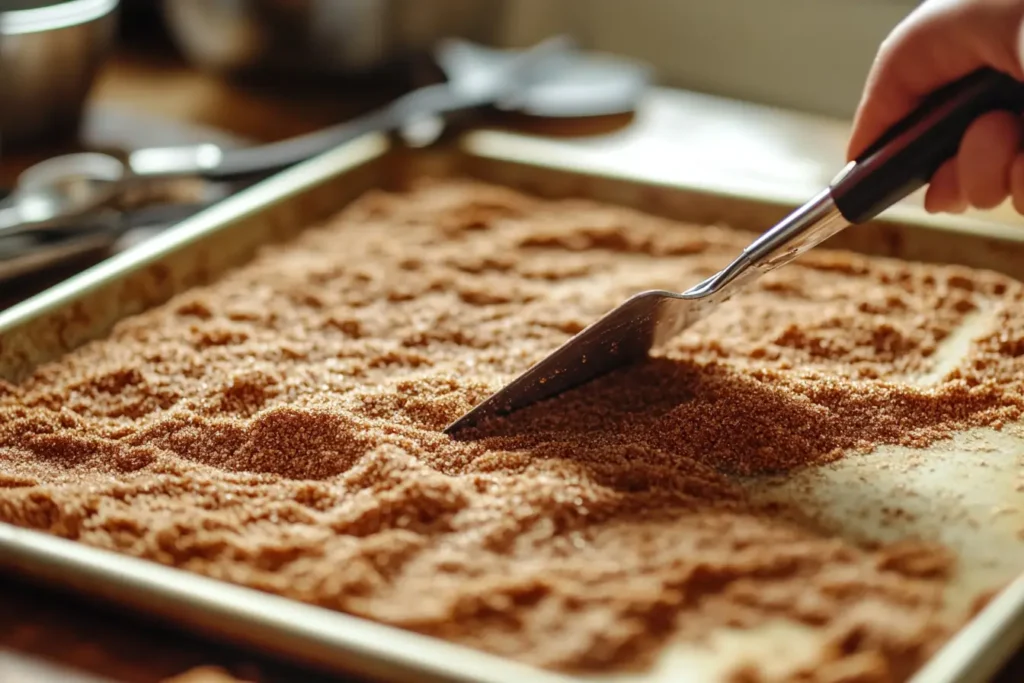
[847,0,1024,162]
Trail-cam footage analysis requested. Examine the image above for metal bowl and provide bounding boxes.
[162,0,504,81]
[0,0,120,151]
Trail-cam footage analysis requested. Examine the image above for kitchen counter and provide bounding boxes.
[1,46,1021,683]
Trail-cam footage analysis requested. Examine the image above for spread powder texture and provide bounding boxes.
[2,180,1024,682]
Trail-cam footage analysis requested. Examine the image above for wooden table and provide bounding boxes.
[1,45,1021,683]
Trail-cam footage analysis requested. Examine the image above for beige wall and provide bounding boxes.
[501,0,919,119]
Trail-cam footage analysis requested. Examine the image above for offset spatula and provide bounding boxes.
[444,67,1024,436]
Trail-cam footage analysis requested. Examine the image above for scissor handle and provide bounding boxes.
[831,67,1024,224]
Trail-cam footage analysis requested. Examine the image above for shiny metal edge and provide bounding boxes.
[460,129,1024,247]
[0,125,1019,683]
[0,0,119,35]
[0,525,575,683]
[0,133,388,336]
[909,574,1024,683]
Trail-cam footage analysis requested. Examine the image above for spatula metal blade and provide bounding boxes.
[443,288,714,435]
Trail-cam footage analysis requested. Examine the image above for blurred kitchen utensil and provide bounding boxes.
[444,67,1024,435]
[162,0,504,80]
[0,214,124,283]
[0,36,651,241]
[437,39,650,118]
[0,0,120,150]
[0,35,572,236]
[0,198,217,287]
[0,36,650,288]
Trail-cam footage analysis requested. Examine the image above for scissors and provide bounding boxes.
[0,37,650,240]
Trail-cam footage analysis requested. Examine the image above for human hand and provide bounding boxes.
[848,0,1024,214]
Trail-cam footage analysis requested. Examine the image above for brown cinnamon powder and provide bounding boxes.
[1,179,1022,681]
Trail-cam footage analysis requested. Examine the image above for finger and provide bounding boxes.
[848,35,924,161]
[925,159,967,214]
[848,0,1024,161]
[957,110,1022,209]
[1010,153,1024,215]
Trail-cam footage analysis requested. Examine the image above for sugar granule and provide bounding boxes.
[2,179,1023,681]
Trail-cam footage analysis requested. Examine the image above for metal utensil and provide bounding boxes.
[444,67,1024,435]
[0,0,120,150]
[0,35,577,238]
[0,197,219,286]
[0,35,651,243]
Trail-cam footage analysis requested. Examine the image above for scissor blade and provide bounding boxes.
[0,201,215,285]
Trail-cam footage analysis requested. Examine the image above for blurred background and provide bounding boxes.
[504,0,919,118]
[2,0,920,154]
[143,0,919,117]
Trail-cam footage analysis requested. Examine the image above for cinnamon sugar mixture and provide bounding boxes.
[2,180,1023,681]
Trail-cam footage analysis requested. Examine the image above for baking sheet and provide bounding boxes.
[0,130,1022,683]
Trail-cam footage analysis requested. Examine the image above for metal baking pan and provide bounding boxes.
[1,128,1023,683]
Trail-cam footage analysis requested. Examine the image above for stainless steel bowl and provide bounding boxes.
[162,0,504,80]
[0,0,120,151]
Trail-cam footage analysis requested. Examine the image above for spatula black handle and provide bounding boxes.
[831,67,1024,224]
